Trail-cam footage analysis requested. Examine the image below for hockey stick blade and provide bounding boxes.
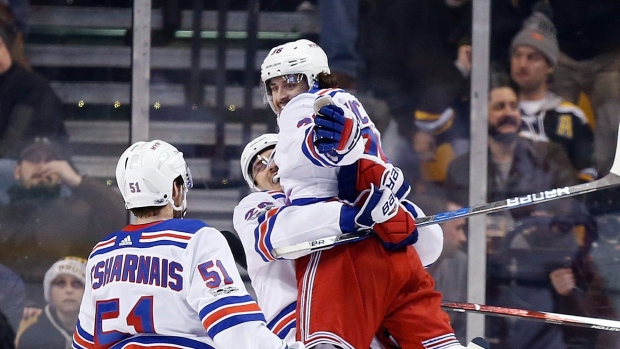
[272,124,620,258]
[442,301,620,332]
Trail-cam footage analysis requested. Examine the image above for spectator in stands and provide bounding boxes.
[318,0,358,91]
[0,0,27,71]
[509,9,597,182]
[416,194,468,343]
[412,40,471,192]
[0,3,67,158]
[545,1,620,178]
[358,0,472,193]
[587,188,620,334]
[0,1,28,35]
[0,138,126,308]
[0,263,23,341]
[16,256,86,349]
[317,0,395,136]
[444,73,579,233]
[488,214,619,349]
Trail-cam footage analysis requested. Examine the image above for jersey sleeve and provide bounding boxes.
[279,92,364,168]
[409,203,444,267]
[233,191,356,262]
[184,227,284,349]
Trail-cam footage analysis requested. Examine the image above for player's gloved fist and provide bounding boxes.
[354,184,399,229]
[381,164,411,200]
[354,184,419,250]
[313,95,360,156]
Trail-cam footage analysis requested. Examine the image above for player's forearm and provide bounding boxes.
[235,199,354,261]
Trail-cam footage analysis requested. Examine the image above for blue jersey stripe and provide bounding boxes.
[267,301,296,329]
[109,335,215,349]
[198,295,256,319]
[206,313,266,339]
[75,320,94,341]
[275,322,296,340]
[89,240,190,258]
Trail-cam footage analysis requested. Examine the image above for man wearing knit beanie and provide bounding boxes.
[510,9,597,183]
[510,11,559,67]
[16,257,86,349]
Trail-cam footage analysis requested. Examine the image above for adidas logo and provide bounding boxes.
[119,235,133,246]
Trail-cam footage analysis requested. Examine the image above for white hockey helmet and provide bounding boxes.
[260,39,330,115]
[240,133,278,191]
[116,140,193,214]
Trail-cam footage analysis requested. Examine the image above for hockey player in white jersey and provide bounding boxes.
[259,39,481,348]
[73,140,304,349]
[233,133,445,348]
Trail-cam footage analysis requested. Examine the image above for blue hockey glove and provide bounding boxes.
[313,95,360,155]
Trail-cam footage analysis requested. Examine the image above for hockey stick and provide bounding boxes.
[272,127,620,258]
[442,301,620,332]
[221,230,248,270]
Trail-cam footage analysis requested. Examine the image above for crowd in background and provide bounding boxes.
[0,0,619,348]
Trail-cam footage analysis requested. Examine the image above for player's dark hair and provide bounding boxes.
[129,176,184,218]
[316,72,339,89]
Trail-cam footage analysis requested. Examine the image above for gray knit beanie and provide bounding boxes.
[43,256,86,302]
[510,12,559,66]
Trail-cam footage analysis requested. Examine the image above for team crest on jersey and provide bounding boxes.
[208,286,239,297]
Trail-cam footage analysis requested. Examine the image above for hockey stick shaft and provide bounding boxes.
[272,126,620,258]
[273,173,620,257]
[442,301,620,332]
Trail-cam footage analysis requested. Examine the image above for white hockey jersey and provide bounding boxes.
[233,189,445,346]
[233,190,352,343]
[273,88,443,266]
[275,88,372,202]
[73,219,285,349]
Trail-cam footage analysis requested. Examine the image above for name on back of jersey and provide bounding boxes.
[92,254,183,291]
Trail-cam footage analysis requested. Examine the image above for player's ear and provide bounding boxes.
[170,180,180,201]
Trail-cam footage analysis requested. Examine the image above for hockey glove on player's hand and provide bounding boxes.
[381,164,411,200]
[354,184,419,250]
[313,95,361,156]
